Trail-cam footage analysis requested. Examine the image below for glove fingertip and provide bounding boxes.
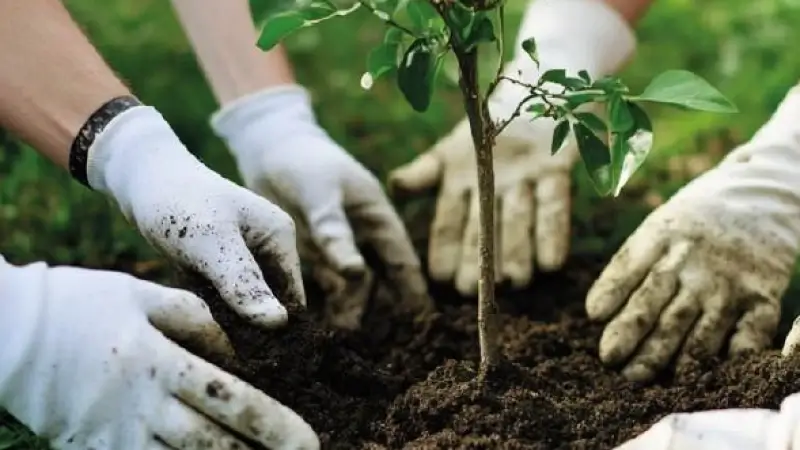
[244,298,289,329]
[585,285,617,321]
[324,239,366,275]
[387,152,443,197]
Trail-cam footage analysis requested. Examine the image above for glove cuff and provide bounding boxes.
[210,84,327,163]
[86,106,206,217]
[513,0,636,76]
[747,84,800,149]
[494,0,636,107]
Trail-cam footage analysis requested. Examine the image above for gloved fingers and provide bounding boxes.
[241,204,308,311]
[312,262,373,330]
[153,397,252,449]
[621,286,702,382]
[677,281,736,365]
[586,228,670,321]
[428,188,469,283]
[598,241,691,366]
[346,192,434,317]
[136,281,235,359]
[534,173,571,271]
[614,409,778,450]
[456,192,483,296]
[388,151,444,196]
[499,183,534,288]
[306,196,365,275]
[729,297,780,355]
[191,228,288,328]
[781,315,800,356]
[167,346,320,450]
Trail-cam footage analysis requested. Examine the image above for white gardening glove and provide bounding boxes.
[388,0,636,296]
[87,106,305,328]
[587,84,800,382]
[613,392,800,450]
[0,256,319,450]
[211,86,433,330]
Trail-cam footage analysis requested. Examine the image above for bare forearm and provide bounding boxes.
[0,0,129,169]
[170,0,296,105]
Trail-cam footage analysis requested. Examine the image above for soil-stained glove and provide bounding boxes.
[388,0,636,296]
[87,106,304,328]
[587,85,800,382]
[613,392,800,450]
[211,86,432,329]
[0,256,319,450]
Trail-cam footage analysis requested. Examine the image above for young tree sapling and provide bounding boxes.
[251,0,736,380]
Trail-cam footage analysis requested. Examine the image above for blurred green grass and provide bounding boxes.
[4,0,800,447]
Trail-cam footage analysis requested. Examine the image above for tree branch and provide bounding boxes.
[357,0,417,36]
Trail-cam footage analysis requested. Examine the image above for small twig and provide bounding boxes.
[358,0,417,36]
[497,75,537,91]
[493,92,538,136]
[485,5,506,99]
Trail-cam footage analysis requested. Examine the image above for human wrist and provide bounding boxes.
[86,106,207,216]
[210,84,328,163]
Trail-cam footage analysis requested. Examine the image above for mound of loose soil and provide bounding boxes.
[181,249,800,450]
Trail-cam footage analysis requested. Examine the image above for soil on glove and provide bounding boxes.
[173,191,800,449]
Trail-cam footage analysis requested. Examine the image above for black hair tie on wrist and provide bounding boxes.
[68,95,142,188]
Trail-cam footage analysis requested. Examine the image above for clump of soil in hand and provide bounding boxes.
[183,251,800,450]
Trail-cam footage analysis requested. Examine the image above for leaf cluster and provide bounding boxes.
[252,0,737,196]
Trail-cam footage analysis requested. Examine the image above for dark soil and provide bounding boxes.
[178,250,800,450]
[169,186,800,450]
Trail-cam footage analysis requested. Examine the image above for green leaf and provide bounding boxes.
[628,101,653,132]
[540,69,586,90]
[540,69,566,84]
[371,0,400,16]
[444,1,474,37]
[256,0,360,51]
[573,123,612,195]
[608,95,634,133]
[565,91,601,109]
[521,37,538,66]
[574,112,607,132]
[406,0,440,31]
[634,70,737,113]
[526,103,547,119]
[366,27,403,81]
[591,76,627,94]
[578,70,591,83]
[612,129,654,196]
[398,38,437,112]
[462,14,496,51]
[551,120,571,154]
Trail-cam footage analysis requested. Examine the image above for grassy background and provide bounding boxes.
[3,0,800,447]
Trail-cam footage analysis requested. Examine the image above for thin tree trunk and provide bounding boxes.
[455,49,500,380]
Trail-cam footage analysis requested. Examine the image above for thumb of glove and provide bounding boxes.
[388,121,473,196]
[136,281,235,359]
[388,151,443,196]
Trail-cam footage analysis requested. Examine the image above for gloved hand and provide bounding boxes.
[87,106,305,328]
[388,0,636,296]
[0,256,319,450]
[587,84,800,382]
[211,86,432,329]
[613,393,800,450]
